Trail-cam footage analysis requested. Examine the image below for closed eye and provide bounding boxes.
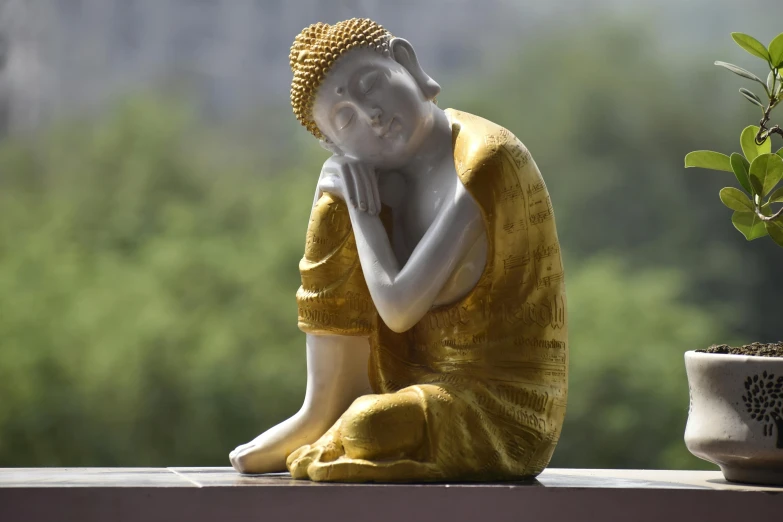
[335,108,355,130]
[359,70,380,94]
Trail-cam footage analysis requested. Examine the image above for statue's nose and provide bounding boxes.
[368,107,383,127]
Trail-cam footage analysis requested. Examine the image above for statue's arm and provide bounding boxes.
[347,183,484,333]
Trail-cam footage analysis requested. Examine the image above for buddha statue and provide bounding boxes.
[229,18,568,482]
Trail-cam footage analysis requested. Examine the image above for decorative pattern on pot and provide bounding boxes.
[743,372,783,447]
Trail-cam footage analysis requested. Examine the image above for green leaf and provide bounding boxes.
[768,187,783,204]
[730,153,753,193]
[765,169,783,196]
[732,210,769,240]
[749,153,783,196]
[719,187,754,211]
[714,61,766,86]
[768,70,776,93]
[740,125,771,162]
[750,175,764,196]
[777,147,783,160]
[739,88,764,107]
[769,33,783,67]
[684,151,732,172]
[732,33,771,62]
[766,217,783,247]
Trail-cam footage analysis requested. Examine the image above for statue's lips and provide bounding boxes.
[379,117,397,138]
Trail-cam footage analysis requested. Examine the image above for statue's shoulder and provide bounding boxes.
[447,108,531,178]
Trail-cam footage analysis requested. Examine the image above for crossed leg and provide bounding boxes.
[286,386,444,482]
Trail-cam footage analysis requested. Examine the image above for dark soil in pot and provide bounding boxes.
[696,342,783,357]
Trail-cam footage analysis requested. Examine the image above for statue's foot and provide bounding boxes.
[230,334,373,474]
[230,410,337,474]
[286,390,441,482]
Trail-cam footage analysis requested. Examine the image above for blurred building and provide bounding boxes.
[0,0,780,133]
[0,0,47,135]
[0,0,527,131]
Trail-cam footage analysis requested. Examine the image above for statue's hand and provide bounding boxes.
[319,156,380,216]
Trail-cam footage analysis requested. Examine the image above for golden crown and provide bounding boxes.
[289,18,393,139]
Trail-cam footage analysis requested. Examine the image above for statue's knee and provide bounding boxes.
[341,391,426,460]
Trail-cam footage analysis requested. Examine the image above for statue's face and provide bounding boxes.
[312,48,435,170]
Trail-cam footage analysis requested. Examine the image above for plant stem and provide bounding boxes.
[750,70,782,222]
[754,101,781,145]
[756,206,783,222]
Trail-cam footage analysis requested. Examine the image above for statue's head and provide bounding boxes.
[289,19,441,169]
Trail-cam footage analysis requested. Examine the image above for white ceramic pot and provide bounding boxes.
[684,350,783,485]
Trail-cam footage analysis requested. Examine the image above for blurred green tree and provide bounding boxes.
[550,257,721,470]
[445,22,782,342]
[0,96,321,465]
[0,21,770,471]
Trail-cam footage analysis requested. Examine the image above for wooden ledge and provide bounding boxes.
[1,468,781,521]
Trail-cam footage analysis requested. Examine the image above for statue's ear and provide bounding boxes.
[319,138,343,156]
[390,38,441,101]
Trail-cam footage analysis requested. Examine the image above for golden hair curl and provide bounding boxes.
[289,18,393,139]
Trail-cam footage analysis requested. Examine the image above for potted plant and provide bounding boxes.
[683,31,783,486]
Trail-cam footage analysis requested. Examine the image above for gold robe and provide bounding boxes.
[296,109,568,481]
